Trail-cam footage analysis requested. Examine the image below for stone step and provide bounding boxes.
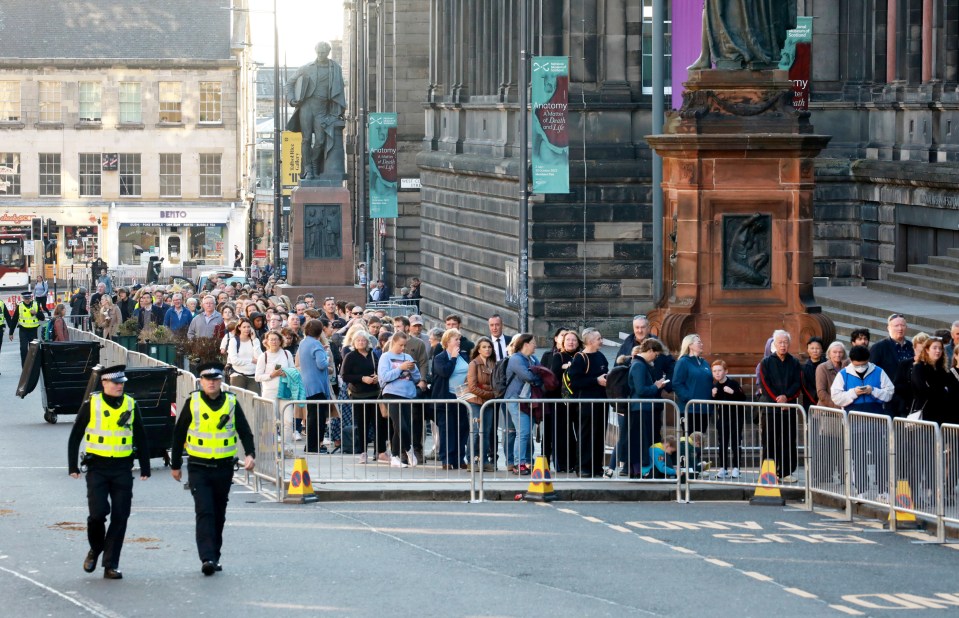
[815,285,956,336]
[927,255,959,270]
[947,247,959,259]
[887,271,959,296]
[867,279,959,306]
[831,320,888,344]
[907,263,959,280]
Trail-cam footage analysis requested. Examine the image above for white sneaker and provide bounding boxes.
[283,448,294,458]
[716,469,729,479]
[407,449,419,467]
[731,467,741,479]
[293,431,303,442]
[781,474,798,484]
[877,492,889,504]
[357,453,368,464]
[390,456,408,468]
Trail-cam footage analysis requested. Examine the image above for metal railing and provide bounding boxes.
[680,400,809,505]
[225,385,282,501]
[806,405,852,518]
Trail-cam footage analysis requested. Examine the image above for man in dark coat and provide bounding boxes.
[758,329,802,482]
[868,313,913,417]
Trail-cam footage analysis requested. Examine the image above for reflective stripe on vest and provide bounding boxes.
[18,302,39,328]
[85,394,135,457]
[185,392,238,459]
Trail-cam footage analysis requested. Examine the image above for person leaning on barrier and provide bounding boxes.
[626,339,668,479]
[170,362,255,577]
[67,365,151,580]
[8,289,42,363]
[50,303,70,341]
[757,330,802,483]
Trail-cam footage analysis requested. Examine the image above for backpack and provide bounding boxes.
[491,359,512,397]
[41,318,57,342]
[606,361,632,414]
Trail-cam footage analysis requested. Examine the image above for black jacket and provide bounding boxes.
[171,390,256,469]
[911,362,953,425]
[758,354,802,404]
[67,393,151,475]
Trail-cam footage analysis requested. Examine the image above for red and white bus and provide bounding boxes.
[0,233,29,289]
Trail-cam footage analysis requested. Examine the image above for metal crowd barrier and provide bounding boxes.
[224,385,282,501]
[681,400,809,506]
[278,398,481,500]
[364,301,417,317]
[893,417,943,540]
[806,405,852,518]
[728,374,761,402]
[478,397,682,495]
[847,411,895,524]
[940,424,959,531]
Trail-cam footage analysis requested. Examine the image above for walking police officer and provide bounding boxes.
[67,365,151,580]
[8,289,42,363]
[171,362,255,576]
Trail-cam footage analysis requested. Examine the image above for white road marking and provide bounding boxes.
[246,601,349,612]
[828,604,866,616]
[743,571,774,582]
[582,516,603,523]
[784,587,818,599]
[0,564,120,618]
[703,558,732,568]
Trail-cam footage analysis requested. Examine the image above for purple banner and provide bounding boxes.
[671,0,704,110]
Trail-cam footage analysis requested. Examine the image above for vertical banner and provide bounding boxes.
[368,112,398,218]
[671,0,704,110]
[779,16,814,111]
[531,56,569,194]
[280,131,301,196]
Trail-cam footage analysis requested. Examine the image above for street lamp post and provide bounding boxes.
[272,0,282,270]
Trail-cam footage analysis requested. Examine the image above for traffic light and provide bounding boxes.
[31,217,42,240]
[44,219,57,261]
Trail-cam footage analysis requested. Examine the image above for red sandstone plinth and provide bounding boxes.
[647,70,834,373]
[287,185,354,287]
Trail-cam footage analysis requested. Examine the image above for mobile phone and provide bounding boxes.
[661,379,670,384]
[274,364,281,370]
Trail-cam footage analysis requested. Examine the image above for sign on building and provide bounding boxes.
[531,56,570,194]
[368,113,398,218]
[281,131,302,196]
[780,17,814,111]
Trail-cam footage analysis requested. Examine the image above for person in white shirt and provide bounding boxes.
[226,318,262,394]
[487,314,512,363]
[256,331,297,455]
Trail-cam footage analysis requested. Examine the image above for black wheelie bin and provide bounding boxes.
[38,340,102,424]
[84,365,179,465]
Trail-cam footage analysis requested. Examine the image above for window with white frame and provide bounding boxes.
[118,82,142,124]
[119,154,141,196]
[641,0,672,95]
[79,153,101,196]
[39,153,61,196]
[39,81,62,123]
[0,82,20,122]
[79,82,102,122]
[159,153,181,197]
[199,82,222,123]
[199,153,221,196]
[159,82,182,123]
[0,153,20,195]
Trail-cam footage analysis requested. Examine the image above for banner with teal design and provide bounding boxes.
[368,113,398,218]
[531,56,569,194]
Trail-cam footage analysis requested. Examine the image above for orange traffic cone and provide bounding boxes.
[283,457,318,503]
[750,459,785,506]
[888,479,919,528]
[524,456,557,502]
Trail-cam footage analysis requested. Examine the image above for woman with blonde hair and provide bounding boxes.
[97,295,123,339]
[673,333,713,433]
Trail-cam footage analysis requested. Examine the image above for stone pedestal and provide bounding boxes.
[647,70,835,374]
[286,185,354,288]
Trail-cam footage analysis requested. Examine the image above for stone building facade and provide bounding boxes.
[0,0,254,277]
[411,0,959,340]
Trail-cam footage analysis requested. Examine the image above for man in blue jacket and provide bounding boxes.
[298,319,333,454]
[162,293,193,336]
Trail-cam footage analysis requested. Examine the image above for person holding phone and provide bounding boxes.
[256,331,295,456]
[565,328,609,478]
[377,332,422,468]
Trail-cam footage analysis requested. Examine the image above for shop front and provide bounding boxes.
[0,205,106,274]
[108,204,247,270]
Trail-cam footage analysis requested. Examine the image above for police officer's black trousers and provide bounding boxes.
[86,465,134,569]
[19,326,38,364]
[188,463,233,563]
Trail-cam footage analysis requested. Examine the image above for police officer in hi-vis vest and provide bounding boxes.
[8,289,42,363]
[171,362,255,576]
[67,365,151,580]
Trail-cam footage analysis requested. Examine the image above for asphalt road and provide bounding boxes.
[3,340,959,617]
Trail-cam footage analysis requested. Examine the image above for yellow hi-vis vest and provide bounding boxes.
[85,394,135,457]
[18,302,39,328]
[0,300,5,326]
[185,392,238,459]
